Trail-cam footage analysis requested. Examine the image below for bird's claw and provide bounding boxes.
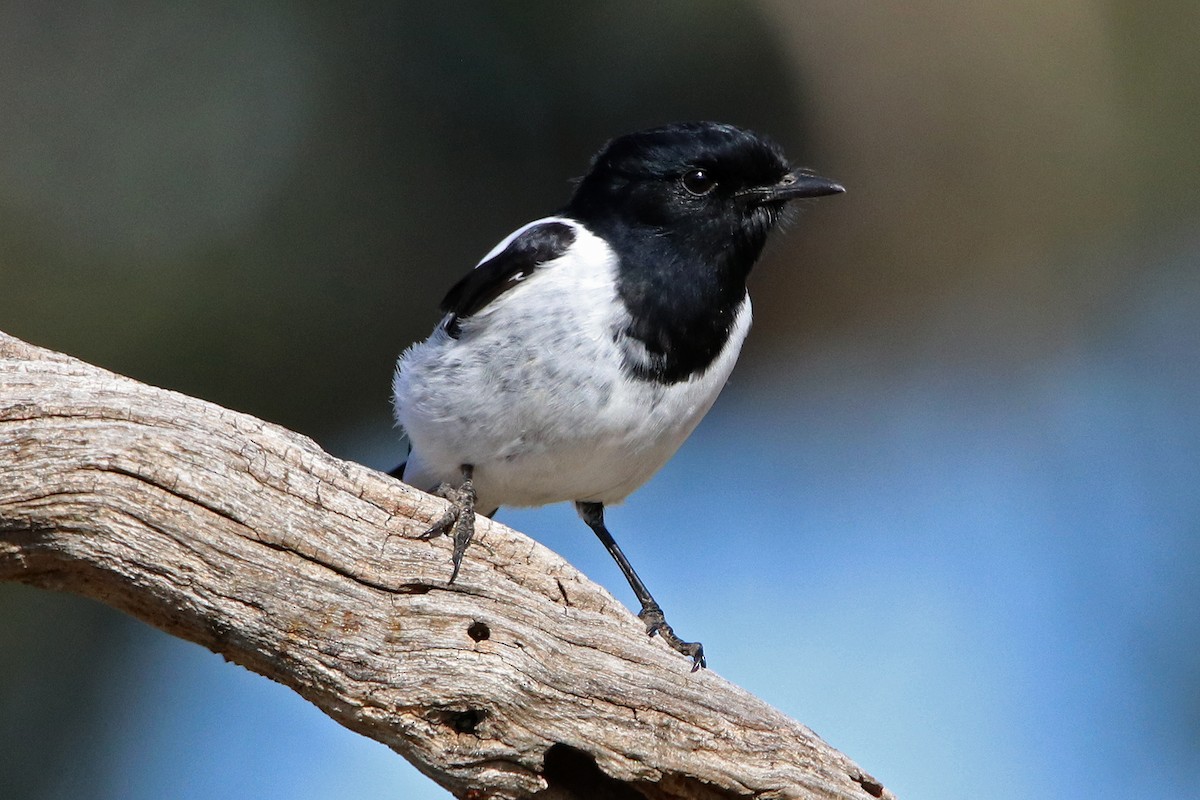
[419,507,456,540]
[639,603,706,671]
[420,471,476,583]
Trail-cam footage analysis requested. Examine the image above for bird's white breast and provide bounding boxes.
[393,218,752,513]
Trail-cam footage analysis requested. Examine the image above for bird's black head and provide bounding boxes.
[563,122,843,385]
[566,121,843,278]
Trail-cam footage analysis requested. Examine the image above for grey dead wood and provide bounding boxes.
[0,330,892,800]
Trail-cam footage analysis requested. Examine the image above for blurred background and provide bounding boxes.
[1,2,1198,798]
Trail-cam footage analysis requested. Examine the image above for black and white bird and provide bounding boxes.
[392,121,842,669]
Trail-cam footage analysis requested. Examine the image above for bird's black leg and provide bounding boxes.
[575,501,706,671]
[421,464,476,583]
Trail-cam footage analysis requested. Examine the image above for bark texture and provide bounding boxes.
[0,330,892,800]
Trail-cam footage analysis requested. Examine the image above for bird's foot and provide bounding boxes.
[420,467,476,583]
[639,601,706,672]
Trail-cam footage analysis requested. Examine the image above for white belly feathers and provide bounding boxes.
[393,219,751,513]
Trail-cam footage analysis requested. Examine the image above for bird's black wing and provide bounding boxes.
[440,221,576,338]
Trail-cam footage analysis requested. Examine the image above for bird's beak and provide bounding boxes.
[750,171,845,203]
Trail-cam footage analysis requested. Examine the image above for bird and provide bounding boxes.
[391,121,843,670]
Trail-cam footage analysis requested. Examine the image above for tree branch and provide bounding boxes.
[0,330,891,800]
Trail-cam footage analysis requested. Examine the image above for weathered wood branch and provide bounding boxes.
[0,330,891,800]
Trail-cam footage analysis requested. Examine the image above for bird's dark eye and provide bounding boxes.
[681,168,717,196]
